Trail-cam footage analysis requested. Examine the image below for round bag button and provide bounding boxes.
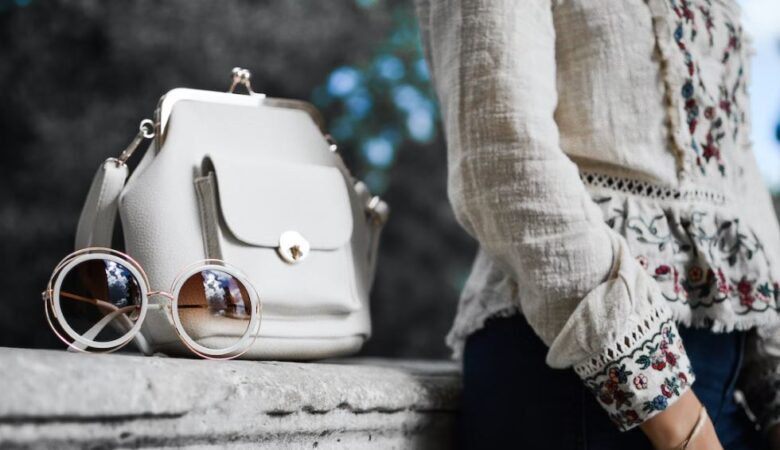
[277,230,310,264]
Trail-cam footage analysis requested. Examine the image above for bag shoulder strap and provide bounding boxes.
[74,159,129,250]
[75,119,155,249]
[73,157,152,355]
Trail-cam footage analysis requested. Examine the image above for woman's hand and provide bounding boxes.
[640,389,722,449]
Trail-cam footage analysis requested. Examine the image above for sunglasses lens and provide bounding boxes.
[176,268,255,351]
[56,258,143,345]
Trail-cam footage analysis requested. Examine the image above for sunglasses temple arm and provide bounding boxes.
[58,291,154,355]
[67,305,137,353]
[63,305,153,356]
[60,291,120,313]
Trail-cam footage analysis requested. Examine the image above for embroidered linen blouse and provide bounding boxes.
[415,0,780,432]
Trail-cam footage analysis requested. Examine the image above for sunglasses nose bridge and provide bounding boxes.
[147,290,175,301]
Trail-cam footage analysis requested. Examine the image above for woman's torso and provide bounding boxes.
[445,0,780,359]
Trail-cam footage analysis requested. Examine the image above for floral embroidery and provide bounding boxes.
[633,373,649,389]
[598,196,780,314]
[647,252,780,313]
[666,0,748,177]
[583,319,695,430]
[698,3,715,46]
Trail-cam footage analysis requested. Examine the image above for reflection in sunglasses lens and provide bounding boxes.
[176,269,253,351]
[57,258,143,345]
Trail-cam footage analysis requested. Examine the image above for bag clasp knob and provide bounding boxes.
[277,230,310,264]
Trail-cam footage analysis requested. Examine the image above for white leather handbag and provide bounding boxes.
[74,68,389,360]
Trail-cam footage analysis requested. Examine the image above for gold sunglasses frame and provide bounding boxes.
[42,247,262,360]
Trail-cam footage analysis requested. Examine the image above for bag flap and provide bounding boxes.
[208,154,354,250]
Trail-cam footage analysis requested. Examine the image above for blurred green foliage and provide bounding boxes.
[311,3,438,195]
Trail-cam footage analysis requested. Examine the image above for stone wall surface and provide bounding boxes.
[0,348,460,449]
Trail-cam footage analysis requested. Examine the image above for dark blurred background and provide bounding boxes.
[0,0,778,359]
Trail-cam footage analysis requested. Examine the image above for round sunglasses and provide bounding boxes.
[42,247,262,360]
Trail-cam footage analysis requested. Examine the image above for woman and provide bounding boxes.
[414,0,780,448]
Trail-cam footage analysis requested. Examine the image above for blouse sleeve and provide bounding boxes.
[415,0,696,431]
[738,323,780,434]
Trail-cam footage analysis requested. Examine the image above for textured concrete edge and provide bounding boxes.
[0,347,460,449]
[0,347,461,418]
[0,409,456,449]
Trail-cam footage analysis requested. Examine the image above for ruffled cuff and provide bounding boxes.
[573,307,696,431]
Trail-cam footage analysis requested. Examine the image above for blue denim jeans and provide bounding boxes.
[459,312,768,450]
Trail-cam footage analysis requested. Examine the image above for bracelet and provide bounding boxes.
[671,405,708,450]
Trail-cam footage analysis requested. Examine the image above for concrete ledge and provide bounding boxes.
[0,348,460,449]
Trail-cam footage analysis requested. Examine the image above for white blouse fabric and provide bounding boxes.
[415,0,780,432]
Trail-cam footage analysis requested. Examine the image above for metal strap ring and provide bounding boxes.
[139,119,155,139]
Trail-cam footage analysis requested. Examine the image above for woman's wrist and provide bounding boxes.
[685,413,721,450]
[639,389,722,449]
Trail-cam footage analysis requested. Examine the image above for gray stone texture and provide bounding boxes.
[0,347,460,449]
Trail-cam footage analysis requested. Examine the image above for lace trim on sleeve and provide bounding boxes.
[574,307,696,431]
